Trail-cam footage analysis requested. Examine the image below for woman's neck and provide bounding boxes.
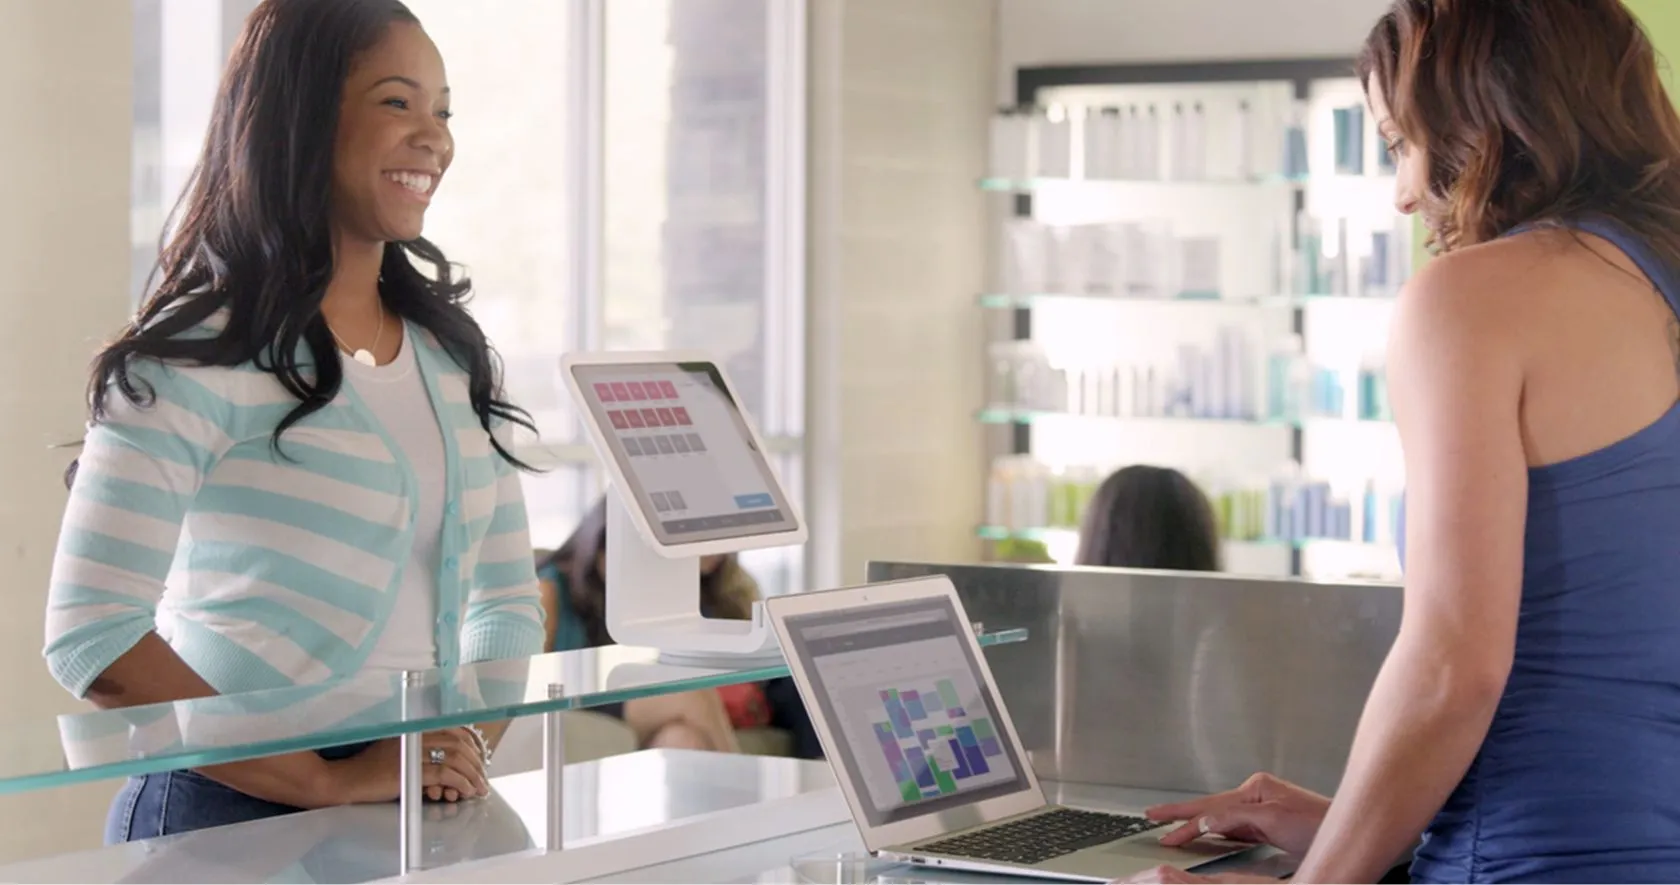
[320,236,398,361]
[322,237,385,317]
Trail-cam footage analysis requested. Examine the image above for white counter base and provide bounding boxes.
[0,752,1282,884]
[0,750,841,884]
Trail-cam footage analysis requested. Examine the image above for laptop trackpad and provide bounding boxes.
[1101,835,1254,865]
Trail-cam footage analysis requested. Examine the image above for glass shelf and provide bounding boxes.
[977,292,1397,310]
[977,409,1393,428]
[979,175,1309,192]
[977,525,1386,551]
[979,409,1291,428]
[0,629,1029,796]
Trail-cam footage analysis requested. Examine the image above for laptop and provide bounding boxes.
[764,576,1253,882]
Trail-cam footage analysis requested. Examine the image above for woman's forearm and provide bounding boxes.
[86,633,341,809]
[1292,635,1506,882]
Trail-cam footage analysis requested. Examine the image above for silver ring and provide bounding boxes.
[428,747,447,765]
[1197,817,1211,836]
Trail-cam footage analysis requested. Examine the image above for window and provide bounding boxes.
[601,0,806,594]
[128,0,807,592]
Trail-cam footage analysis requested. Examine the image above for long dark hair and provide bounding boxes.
[1075,465,1221,572]
[542,499,756,649]
[1358,0,1680,262]
[83,0,531,471]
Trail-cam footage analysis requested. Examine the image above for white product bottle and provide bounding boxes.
[1099,107,1123,179]
[1141,105,1162,180]
[989,108,1029,181]
[1167,103,1188,181]
[1235,99,1253,180]
[1078,106,1099,179]
[1186,102,1208,180]
[986,459,1011,527]
[1019,105,1042,180]
[1069,105,1089,179]
[1038,104,1073,179]
[1119,105,1140,180]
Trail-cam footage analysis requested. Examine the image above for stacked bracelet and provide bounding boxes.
[465,724,493,763]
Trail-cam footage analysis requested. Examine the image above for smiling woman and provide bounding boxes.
[43,0,545,844]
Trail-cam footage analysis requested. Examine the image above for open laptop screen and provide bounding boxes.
[780,597,1033,827]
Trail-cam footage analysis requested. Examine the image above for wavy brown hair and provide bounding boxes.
[1358,0,1680,261]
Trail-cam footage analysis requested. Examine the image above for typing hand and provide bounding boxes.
[1146,772,1329,857]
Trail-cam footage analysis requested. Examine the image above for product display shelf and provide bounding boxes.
[0,629,1028,797]
[976,524,1393,551]
[983,58,1411,580]
[978,291,1396,309]
[978,174,1310,193]
[977,408,1391,429]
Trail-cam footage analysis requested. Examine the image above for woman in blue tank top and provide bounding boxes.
[1126,2,1680,883]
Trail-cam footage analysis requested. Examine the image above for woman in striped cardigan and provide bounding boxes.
[43,0,545,842]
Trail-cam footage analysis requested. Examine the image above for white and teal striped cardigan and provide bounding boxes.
[43,320,545,698]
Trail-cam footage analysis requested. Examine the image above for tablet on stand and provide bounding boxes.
[560,351,808,668]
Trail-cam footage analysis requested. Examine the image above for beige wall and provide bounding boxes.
[0,0,137,861]
[997,0,1394,102]
[806,0,997,586]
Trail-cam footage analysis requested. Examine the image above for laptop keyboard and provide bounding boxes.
[916,807,1166,866]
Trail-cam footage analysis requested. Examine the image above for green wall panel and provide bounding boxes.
[1629,0,1680,104]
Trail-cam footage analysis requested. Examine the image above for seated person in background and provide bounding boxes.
[1074,465,1221,572]
[537,499,818,757]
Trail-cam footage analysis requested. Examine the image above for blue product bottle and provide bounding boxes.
[1300,485,1317,539]
[1363,483,1378,543]
[1284,101,1310,179]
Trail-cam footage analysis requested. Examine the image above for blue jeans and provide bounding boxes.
[105,742,372,844]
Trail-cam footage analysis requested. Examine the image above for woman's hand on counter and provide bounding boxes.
[326,729,490,805]
[1146,772,1329,857]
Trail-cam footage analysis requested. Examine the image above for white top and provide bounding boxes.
[351,328,446,672]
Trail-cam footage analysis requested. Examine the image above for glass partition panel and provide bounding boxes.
[0,629,1026,796]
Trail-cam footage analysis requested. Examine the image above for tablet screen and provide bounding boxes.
[571,361,800,546]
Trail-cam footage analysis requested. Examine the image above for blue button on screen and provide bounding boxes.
[734,493,774,509]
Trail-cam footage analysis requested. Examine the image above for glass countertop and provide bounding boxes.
[0,629,1026,796]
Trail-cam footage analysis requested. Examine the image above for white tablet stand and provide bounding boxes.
[603,495,785,668]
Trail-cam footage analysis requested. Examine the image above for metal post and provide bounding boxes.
[542,683,565,851]
[399,670,425,875]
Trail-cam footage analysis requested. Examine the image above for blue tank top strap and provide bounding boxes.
[1531,217,1680,318]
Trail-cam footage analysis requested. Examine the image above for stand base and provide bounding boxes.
[606,496,784,660]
